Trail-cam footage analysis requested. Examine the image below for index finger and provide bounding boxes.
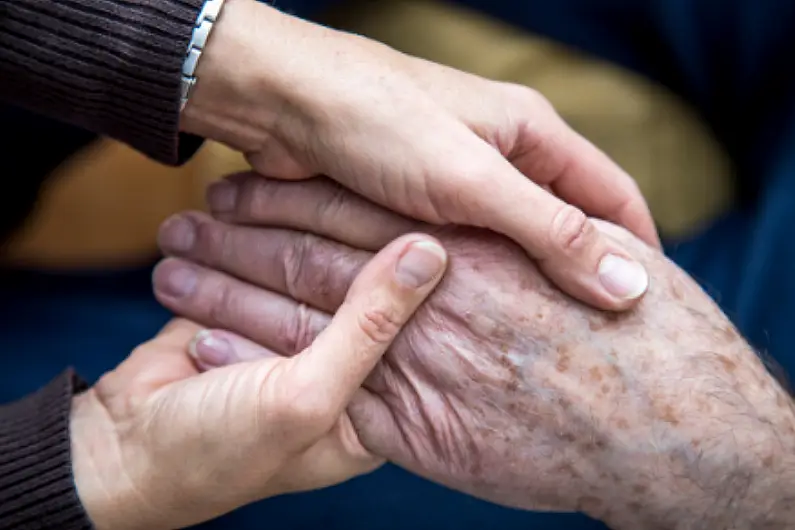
[289,234,446,414]
[509,109,661,248]
[446,143,651,311]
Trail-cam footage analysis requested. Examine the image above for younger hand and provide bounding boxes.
[183,0,657,311]
[70,235,446,529]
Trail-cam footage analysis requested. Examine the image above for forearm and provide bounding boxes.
[604,388,795,530]
[604,456,795,530]
[0,0,204,164]
[0,370,93,529]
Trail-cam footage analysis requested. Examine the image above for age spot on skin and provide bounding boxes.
[717,355,737,373]
[556,345,571,372]
[560,432,577,443]
[577,496,603,515]
[671,279,685,301]
[721,325,739,342]
[589,366,603,382]
[589,318,604,332]
[660,404,680,426]
[554,461,581,479]
[496,352,521,392]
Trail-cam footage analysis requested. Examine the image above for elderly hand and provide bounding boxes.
[156,175,795,529]
[180,0,657,311]
[69,234,445,529]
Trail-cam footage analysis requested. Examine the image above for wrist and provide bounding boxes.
[179,0,384,155]
[179,0,298,152]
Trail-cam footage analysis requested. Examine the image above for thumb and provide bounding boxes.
[289,234,447,416]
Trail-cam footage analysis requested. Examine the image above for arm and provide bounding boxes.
[156,175,795,529]
[0,371,93,529]
[0,0,207,164]
[0,234,441,530]
[5,0,662,312]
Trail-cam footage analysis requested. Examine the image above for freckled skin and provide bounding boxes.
[347,222,795,529]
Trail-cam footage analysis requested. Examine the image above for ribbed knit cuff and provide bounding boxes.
[0,370,93,530]
[0,0,207,165]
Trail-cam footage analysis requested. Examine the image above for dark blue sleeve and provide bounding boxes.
[453,0,795,193]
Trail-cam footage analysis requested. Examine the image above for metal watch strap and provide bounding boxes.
[180,0,227,111]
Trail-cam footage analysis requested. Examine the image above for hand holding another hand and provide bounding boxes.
[182,0,658,311]
[70,234,445,529]
[157,175,795,530]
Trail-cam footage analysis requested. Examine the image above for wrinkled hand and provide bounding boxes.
[71,234,445,529]
[181,0,657,311]
[156,176,795,529]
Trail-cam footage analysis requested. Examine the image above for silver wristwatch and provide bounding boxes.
[180,0,227,111]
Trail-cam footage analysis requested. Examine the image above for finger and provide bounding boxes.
[218,139,650,310]
[109,318,204,394]
[206,173,419,250]
[346,389,404,462]
[290,234,446,414]
[158,212,370,312]
[153,257,331,354]
[188,329,281,371]
[440,142,650,310]
[403,59,660,248]
[154,318,205,346]
[507,103,661,248]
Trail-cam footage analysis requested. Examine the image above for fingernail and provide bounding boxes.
[395,240,446,289]
[207,180,238,213]
[161,264,197,298]
[189,330,233,367]
[159,215,196,254]
[598,254,649,300]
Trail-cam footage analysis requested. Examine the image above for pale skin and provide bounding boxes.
[155,174,795,530]
[70,234,447,529]
[182,0,658,311]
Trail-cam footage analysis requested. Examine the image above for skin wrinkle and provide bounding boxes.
[162,200,795,528]
[334,222,795,529]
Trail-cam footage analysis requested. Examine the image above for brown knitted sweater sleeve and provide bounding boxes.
[0,371,94,530]
[0,0,206,164]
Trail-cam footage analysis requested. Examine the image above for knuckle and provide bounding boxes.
[521,86,554,113]
[236,174,272,219]
[193,216,231,266]
[356,306,402,346]
[282,233,312,300]
[282,233,338,304]
[501,84,555,115]
[549,205,597,256]
[314,182,350,226]
[207,278,239,327]
[276,303,315,354]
